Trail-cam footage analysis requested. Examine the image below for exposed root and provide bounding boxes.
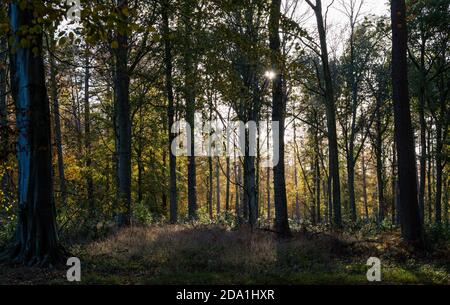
[0,243,69,269]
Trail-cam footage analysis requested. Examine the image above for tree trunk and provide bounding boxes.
[391,0,423,243]
[183,1,198,220]
[266,114,271,222]
[293,125,300,221]
[417,34,427,224]
[243,153,256,226]
[362,150,369,221]
[392,142,401,225]
[225,156,230,211]
[235,157,241,225]
[84,48,94,215]
[307,0,342,228]
[374,102,385,223]
[0,30,8,198]
[269,0,291,237]
[216,157,221,216]
[347,157,357,221]
[1,3,65,266]
[435,71,447,225]
[426,123,432,224]
[48,38,66,208]
[208,155,213,219]
[162,0,177,223]
[115,0,131,226]
[314,131,321,223]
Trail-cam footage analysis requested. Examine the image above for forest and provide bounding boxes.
[0,0,449,285]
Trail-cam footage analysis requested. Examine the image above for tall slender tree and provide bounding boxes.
[84,47,94,214]
[182,0,198,219]
[305,0,342,228]
[269,0,291,237]
[162,0,177,223]
[114,0,131,226]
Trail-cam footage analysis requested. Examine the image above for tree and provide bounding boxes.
[162,0,177,223]
[1,2,65,266]
[391,0,422,244]
[269,0,291,237]
[84,46,94,214]
[48,34,67,208]
[305,0,342,228]
[0,7,8,200]
[114,0,132,226]
[182,0,198,219]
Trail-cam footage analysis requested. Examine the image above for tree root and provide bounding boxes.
[0,243,69,269]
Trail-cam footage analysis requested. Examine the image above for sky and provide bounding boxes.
[286,0,390,56]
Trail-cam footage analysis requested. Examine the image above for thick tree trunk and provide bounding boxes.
[115,0,131,226]
[1,3,65,266]
[307,0,342,228]
[391,0,423,243]
[162,0,177,223]
[269,0,291,237]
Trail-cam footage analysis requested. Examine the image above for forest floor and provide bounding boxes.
[0,224,449,284]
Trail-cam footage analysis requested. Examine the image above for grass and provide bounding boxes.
[0,224,449,284]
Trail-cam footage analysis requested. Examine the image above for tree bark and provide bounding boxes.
[374,99,385,223]
[115,0,131,226]
[182,0,197,220]
[49,37,66,208]
[417,35,427,224]
[306,0,342,228]
[225,156,230,212]
[84,48,94,215]
[162,0,177,223]
[1,3,65,266]
[0,29,8,198]
[362,150,369,221]
[269,0,291,237]
[216,157,221,216]
[426,123,432,223]
[391,0,423,243]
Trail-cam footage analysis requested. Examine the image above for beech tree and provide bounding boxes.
[391,0,423,244]
[0,2,65,266]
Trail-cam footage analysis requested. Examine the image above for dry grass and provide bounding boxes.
[1,224,448,284]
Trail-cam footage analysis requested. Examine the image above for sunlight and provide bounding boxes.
[264,70,276,80]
